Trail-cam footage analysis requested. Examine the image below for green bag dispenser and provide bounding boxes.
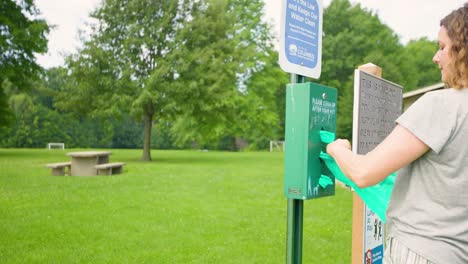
[284,82,338,200]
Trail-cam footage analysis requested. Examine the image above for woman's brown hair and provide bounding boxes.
[440,3,468,89]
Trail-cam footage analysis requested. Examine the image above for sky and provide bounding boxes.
[35,0,464,69]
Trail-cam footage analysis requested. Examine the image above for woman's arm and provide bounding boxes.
[326,124,430,188]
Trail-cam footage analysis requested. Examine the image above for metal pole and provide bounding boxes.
[286,73,305,264]
[286,199,304,264]
[290,74,305,84]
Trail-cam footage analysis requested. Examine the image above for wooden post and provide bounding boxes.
[351,192,365,264]
[352,63,382,264]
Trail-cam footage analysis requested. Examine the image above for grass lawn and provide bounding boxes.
[0,148,352,263]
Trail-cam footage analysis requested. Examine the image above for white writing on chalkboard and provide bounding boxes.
[356,71,402,154]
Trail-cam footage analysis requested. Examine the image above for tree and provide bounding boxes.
[403,38,440,90]
[59,0,275,158]
[58,0,192,160]
[0,68,114,149]
[241,50,289,149]
[0,0,49,128]
[168,0,277,149]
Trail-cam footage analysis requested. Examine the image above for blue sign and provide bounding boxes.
[279,0,322,78]
[363,205,385,264]
[364,244,384,264]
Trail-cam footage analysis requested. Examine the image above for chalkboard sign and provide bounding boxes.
[353,70,403,155]
[352,69,403,264]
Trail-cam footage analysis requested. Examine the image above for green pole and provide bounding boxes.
[286,199,304,264]
[286,73,305,264]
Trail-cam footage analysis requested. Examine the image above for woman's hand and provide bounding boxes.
[327,139,351,157]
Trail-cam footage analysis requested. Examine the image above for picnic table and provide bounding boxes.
[66,151,112,176]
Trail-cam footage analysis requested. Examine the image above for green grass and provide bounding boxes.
[0,148,352,263]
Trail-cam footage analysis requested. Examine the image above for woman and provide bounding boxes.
[326,3,468,264]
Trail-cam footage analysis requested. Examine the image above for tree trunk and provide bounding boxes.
[142,112,153,161]
[231,137,237,151]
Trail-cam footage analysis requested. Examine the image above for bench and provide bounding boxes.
[94,162,125,175]
[46,162,71,176]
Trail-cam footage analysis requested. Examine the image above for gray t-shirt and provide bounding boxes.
[387,88,468,263]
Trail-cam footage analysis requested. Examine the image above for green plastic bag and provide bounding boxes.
[319,131,395,223]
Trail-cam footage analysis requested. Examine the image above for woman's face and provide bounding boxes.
[432,26,454,83]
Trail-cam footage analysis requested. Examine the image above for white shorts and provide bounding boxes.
[383,237,435,264]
